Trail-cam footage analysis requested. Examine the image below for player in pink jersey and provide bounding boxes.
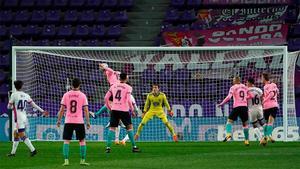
[97,63,139,145]
[99,63,121,86]
[57,78,90,166]
[260,73,279,146]
[104,73,140,153]
[217,77,251,146]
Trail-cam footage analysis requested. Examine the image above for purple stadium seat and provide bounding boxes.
[106,25,122,38]
[0,55,9,67]
[54,39,67,46]
[41,25,56,37]
[0,84,9,95]
[36,0,52,7]
[90,25,105,38]
[0,25,7,37]
[2,40,11,51]
[64,10,78,23]
[102,0,117,9]
[34,39,51,46]
[75,25,90,37]
[187,0,201,7]
[113,11,128,23]
[119,0,133,9]
[57,25,73,38]
[0,70,7,81]
[3,0,18,7]
[24,25,40,36]
[86,0,102,7]
[54,0,68,7]
[160,24,175,32]
[79,10,95,23]
[288,39,300,51]
[69,0,85,7]
[191,21,206,30]
[103,39,115,46]
[85,39,102,46]
[292,24,300,36]
[47,10,61,23]
[165,9,179,22]
[0,10,13,23]
[10,25,24,37]
[31,10,46,23]
[180,10,196,22]
[14,10,30,23]
[20,0,35,7]
[96,10,112,23]
[171,0,185,8]
[69,39,83,46]
[23,39,33,45]
[175,24,190,31]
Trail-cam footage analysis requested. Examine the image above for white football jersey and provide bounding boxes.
[9,91,33,123]
[247,87,263,109]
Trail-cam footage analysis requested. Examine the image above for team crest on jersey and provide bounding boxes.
[153,102,159,107]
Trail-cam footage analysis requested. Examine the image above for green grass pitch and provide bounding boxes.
[0,141,299,169]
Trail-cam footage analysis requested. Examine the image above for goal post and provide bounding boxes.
[11,46,299,142]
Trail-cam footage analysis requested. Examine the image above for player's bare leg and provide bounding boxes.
[223,119,233,142]
[63,140,70,166]
[7,130,19,157]
[18,131,36,157]
[242,122,250,146]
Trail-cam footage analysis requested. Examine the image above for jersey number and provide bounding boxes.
[115,90,122,101]
[271,91,277,100]
[239,91,245,100]
[252,95,260,105]
[70,100,77,113]
[17,100,26,111]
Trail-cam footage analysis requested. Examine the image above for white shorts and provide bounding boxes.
[248,107,264,123]
[14,118,28,131]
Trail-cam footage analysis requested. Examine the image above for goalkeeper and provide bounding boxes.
[135,84,178,142]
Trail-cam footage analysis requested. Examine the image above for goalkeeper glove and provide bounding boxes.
[168,110,174,117]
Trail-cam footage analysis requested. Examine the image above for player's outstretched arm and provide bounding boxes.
[142,94,150,117]
[84,106,90,129]
[57,105,65,127]
[104,90,112,110]
[218,93,232,107]
[30,101,49,117]
[163,94,173,117]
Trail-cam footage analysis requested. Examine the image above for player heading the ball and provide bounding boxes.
[104,73,140,153]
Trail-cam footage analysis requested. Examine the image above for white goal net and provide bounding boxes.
[11,46,299,141]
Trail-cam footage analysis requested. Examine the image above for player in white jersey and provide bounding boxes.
[7,80,49,157]
[247,78,265,141]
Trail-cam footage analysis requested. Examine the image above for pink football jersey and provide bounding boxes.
[104,67,120,86]
[61,90,88,124]
[105,82,133,112]
[263,82,279,109]
[220,84,249,108]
